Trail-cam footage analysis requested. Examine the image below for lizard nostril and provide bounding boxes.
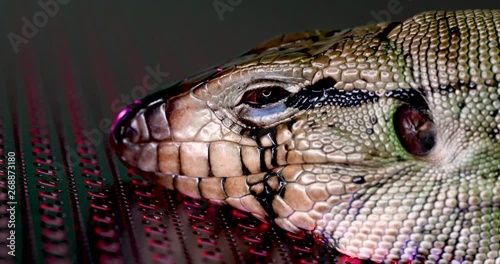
[123,123,139,143]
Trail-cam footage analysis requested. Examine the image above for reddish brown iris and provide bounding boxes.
[394,104,436,156]
[241,87,291,107]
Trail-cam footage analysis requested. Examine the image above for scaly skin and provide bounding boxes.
[111,10,500,263]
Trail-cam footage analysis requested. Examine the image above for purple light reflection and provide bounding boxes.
[112,107,130,132]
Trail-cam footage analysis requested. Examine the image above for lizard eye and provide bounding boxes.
[240,87,291,108]
[234,81,297,127]
[394,104,436,156]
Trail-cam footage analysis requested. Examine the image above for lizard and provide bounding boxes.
[110,10,500,263]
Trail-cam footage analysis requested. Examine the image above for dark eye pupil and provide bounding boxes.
[394,104,436,156]
[241,87,290,107]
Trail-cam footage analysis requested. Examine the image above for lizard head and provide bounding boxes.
[111,10,500,263]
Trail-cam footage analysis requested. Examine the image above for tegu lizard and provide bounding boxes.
[111,10,500,263]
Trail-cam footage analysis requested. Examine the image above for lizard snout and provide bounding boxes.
[110,96,171,173]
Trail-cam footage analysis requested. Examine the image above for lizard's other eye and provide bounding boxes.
[240,87,291,108]
[394,104,436,156]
